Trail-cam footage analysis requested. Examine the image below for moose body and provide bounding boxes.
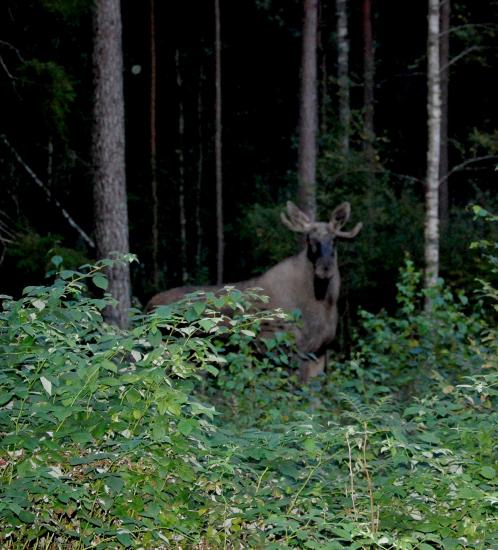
[147,202,362,382]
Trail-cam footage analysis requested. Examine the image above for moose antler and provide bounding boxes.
[280,201,313,233]
[334,222,363,239]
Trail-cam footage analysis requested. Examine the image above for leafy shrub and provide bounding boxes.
[1,252,497,549]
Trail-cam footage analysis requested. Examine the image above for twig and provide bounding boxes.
[1,135,95,249]
[0,39,25,62]
[439,155,498,185]
[362,423,378,534]
[345,431,358,520]
[442,45,482,71]
[0,55,17,80]
[441,22,498,38]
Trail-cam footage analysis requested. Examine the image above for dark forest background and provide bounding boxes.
[1,0,497,324]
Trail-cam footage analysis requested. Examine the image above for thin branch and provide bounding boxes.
[439,155,498,185]
[441,22,498,38]
[1,135,95,249]
[443,45,482,71]
[0,39,25,62]
[0,55,17,80]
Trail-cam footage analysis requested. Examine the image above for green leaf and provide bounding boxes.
[417,431,441,444]
[0,392,13,406]
[198,318,216,332]
[40,376,52,396]
[416,523,439,533]
[116,531,133,547]
[479,466,495,480]
[177,418,196,436]
[148,329,162,347]
[100,359,118,373]
[92,273,108,290]
[51,255,63,267]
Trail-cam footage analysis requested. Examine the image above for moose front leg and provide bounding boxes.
[298,354,326,383]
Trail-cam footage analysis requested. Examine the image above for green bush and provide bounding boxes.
[1,251,497,548]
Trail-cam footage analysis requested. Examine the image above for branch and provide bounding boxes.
[442,45,483,71]
[440,155,498,185]
[1,135,96,249]
[0,40,25,62]
[0,55,17,80]
[441,23,498,38]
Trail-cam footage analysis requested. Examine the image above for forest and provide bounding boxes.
[0,0,497,548]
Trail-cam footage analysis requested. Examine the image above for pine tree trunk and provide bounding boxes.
[175,49,188,284]
[439,0,450,225]
[195,62,204,277]
[336,0,350,156]
[150,0,160,289]
[424,0,442,310]
[318,2,328,136]
[362,0,375,164]
[214,0,224,284]
[298,0,319,220]
[92,0,131,328]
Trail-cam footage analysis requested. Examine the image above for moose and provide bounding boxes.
[147,201,362,382]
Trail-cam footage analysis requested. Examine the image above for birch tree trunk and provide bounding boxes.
[149,0,160,289]
[424,0,442,310]
[362,0,375,164]
[439,0,450,225]
[336,0,350,156]
[214,0,224,284]
[298,0,319,220]
[92,0,131,328]
[175,49,188,284]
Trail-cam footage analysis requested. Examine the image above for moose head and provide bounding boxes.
[280,201,363,280]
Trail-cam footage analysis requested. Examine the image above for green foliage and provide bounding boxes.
[1,253,497,548]
[239,202,296,274]
[355,259,485,393]
[7,231,89,284]
[19,59,76,138]
[40,0,91,22]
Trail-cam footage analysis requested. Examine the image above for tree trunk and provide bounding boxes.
[298,0,319,220]
[424,0,442,310]
[195,61,204,277]
[175,49,188,284]
[214,0,224,284]
[439,0,450,225]
[336,0,350,156]
[150,0,160,289]
[92,0,131,328]
[318,2,328,136]
[362,0,375,164]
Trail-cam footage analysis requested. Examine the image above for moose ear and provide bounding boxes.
[330,202,351,230]
[280,201,312,233]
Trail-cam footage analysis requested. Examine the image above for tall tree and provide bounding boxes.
[149,0,160,289]
[424,0,442,310]
[362,0,375,164]
[439,0,450,225]
[176,49,188,284]
[214,0,224,284]
[298,0,319,220]
[195,60,205,278]
[336,0,350,156]
[92,0,131,328]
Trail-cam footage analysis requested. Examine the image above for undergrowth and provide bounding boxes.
[0,214,497,549]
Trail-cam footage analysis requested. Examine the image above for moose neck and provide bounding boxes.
[313,275,331,301]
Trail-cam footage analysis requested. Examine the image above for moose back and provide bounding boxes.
[147,201,362,382]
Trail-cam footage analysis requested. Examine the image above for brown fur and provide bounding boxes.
[146,202,362,382]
